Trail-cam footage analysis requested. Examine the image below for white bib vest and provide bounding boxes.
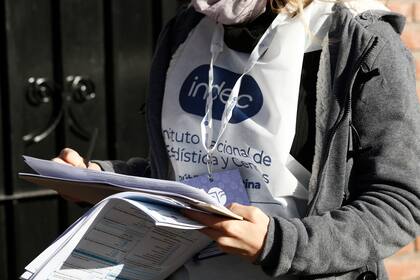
[162,1,333,207]
[162,1,334,279]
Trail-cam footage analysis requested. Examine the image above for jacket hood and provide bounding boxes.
[373,12,406,34]
[342,0,406,33]
[327,2,405,79]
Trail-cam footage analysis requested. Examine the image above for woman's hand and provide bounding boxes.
[52,148,101,203]
[183,203,270,263]
[52,148,101,171]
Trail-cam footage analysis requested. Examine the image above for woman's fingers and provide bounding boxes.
[183,210,232,233]
[183,209,261,239]
[199,227,248,254]
[51,148,100,203]
[58,148,86,168]
[228,203,268,224]
[52,157,72,166]
[86,161,102,171]
[53,148,101,171]
[183,205,270,262]
[200,227,224,240]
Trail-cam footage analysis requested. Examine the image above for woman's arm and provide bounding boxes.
[52,147,151,177]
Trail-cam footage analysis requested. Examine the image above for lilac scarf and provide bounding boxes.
[192,0,267,25]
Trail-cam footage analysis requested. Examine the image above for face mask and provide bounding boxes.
[191,0,267,25]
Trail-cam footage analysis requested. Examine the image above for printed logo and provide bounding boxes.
[208,187,227,205]
[179,65,263,123]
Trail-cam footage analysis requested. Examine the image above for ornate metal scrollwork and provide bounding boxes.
[66,75,96,103]
[23,76,98,144]
[65,76,97,141]
[26,77,54,105]
[23,77,63,144]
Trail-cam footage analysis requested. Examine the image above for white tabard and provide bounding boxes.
[162,1,334,279]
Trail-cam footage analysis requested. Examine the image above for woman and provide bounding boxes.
[54,0,420,279]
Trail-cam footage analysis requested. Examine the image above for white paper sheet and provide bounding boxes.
[23,156,218,205]
[22,192,210,280]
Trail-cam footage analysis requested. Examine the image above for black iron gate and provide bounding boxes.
[0,0,186,278]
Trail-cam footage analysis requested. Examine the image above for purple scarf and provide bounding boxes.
[192,0,267,25]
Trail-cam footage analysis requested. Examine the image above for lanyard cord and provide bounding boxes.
[201,15,289,181]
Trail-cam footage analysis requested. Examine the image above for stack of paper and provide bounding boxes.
[19,156,249,280]
[20,156,248,219]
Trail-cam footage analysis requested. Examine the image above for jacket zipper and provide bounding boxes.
[307,36,378,216]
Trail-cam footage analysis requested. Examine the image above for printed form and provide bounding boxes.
[19,156,249,280]
[26,194,210,280]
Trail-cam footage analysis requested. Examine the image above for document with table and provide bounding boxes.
[19,156,250,280]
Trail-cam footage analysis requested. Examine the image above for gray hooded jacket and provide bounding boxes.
[95,4,420,280]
